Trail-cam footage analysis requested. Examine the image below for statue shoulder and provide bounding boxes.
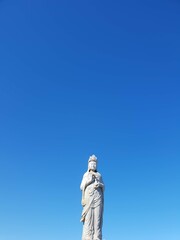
[82,171,89,178]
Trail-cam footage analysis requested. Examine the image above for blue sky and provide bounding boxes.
[0,0,180,239]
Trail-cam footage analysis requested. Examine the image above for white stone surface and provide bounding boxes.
[80,155,104,240]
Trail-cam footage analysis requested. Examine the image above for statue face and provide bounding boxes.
[88,161,97,171]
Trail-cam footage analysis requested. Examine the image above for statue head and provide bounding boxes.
[88,154,97,172]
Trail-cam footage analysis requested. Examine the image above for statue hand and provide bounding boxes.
[87,172,95,184]
[89,170,96,176]
[94,182,100,189]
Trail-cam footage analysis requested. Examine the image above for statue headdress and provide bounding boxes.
[88,154,97,163]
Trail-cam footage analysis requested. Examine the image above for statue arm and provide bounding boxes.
[97,175,105,191]
[80,172,94,191]
[100,179,105,191]
[80,177,86,191]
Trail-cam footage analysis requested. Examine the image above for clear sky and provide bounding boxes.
[0,0,180,240]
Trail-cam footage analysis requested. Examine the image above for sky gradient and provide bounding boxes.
[0,0,180,240]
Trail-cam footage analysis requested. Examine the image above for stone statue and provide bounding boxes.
[80,154,105,240]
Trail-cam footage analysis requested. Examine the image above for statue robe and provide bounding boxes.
[80,171,104,240]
